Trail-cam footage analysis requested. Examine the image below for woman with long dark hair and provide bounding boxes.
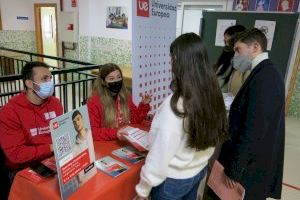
[215,25,246,92]
[135,33,228,200]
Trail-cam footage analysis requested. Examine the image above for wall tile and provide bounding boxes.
[288,68,300,118]
[0,30,36,53]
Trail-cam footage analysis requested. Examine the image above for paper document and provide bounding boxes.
[112,146,145,164]
[95,156,129,177]
[254,20,276,50]
[223,93,234,111]
[119,126,149,152]
[215,19,236,46]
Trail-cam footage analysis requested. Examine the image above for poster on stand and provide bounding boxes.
[50,105,96,200]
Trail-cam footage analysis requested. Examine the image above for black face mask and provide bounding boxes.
[107,80,123,94]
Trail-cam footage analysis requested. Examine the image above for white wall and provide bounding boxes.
[78,0,91,36]
[79,0,132,41]
[63,0,77,12]
[0,0,60,31]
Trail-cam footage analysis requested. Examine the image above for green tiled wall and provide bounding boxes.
[0,30,36,53]
[63,36,132,67]
[90,37,131,66]
[0,31,131,67]
[288,68,300,118]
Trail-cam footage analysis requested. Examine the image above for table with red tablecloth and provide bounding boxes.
[9,140,145,200]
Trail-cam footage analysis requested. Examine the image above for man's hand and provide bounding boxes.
[224,175,238,189]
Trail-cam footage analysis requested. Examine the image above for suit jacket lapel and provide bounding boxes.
[233,59,270,101]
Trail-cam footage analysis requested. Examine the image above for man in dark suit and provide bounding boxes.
[215,28,285,200]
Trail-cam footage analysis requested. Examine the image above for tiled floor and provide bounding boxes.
[199,117,300,200]
[275,117,300,200]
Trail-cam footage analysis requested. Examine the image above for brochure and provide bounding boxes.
[112,146,145,164]
[118,126,149,152]
[95,156,129,177]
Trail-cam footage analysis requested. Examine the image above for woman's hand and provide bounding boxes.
[141,93,152,104]
[116,129,127,141]
[134,195,149,200]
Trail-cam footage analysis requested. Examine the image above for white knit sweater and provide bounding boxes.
[135,94,215,197]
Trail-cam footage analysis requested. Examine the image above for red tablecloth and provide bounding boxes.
[9,140,145,200]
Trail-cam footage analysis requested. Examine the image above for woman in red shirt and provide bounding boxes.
[87,63,151,141]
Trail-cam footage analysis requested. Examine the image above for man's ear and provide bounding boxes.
[252,42,261,53]
[25,79,33,89]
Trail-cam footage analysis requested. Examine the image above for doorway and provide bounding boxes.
[34,4,58,67]
[177,2,227,36]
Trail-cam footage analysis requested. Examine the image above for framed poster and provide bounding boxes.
[277,0,294,11]
[106,7,128,29]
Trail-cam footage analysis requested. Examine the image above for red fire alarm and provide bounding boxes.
[71,0,77,7]
[67,24,74,31]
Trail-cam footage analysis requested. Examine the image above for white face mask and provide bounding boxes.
[232,54,252,72]
[32,80,54,99]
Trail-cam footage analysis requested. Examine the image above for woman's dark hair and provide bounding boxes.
[224,25,246,48]
[170,33,228,150]
[215,25,246,81]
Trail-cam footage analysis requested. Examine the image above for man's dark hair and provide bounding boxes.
[234,28,268,52]
[21,61,49,89]
[72,110,82,120]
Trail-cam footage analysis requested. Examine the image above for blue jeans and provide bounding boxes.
[151,166,207,200]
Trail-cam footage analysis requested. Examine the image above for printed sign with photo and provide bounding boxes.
[255,0,270,11]
[277,0,294,11]
[106,7,128,29]
[233,0,249,11]
[50,105,96,200]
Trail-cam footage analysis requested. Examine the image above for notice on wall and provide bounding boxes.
[254,20,276,51]
[215,19,236,47]
[132,0,177,112]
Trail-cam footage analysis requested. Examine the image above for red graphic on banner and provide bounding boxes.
[60,149,90,184]
[53,122,59,130]
[137,0,149,17]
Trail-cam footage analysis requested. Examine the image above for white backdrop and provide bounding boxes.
[132,0,177,112]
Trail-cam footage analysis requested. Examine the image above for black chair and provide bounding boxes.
[0,148,10,200]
